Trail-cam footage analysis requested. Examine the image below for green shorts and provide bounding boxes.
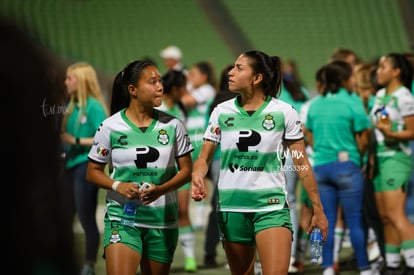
[373,153,412,192]
[217,207,292,244]
[103,206,178,263]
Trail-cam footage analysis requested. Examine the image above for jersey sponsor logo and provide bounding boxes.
[117,135,128,145]
[133,171,157,176]
[228,163,239,172]
[224,117,235,127]
[228,129,264,172]
[237,130,261,152]
[228,163,264,173]
[157,129,169,145]
[227,130,264,172]
[262,114,275,130]
[234,154,257,160]
[386,178,396,187]
[134,146,160,168]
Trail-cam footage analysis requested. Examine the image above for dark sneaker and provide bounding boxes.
[204,256,218,268]
[382,267,403,275]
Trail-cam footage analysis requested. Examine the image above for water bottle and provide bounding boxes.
[121,198,138,227]
[120,182,141,227]
[379,107,396,145]
[379,107,390,123]
[309,227,323,264]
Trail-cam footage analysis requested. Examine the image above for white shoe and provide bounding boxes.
[323,267,335,275]
[370,256,384,274]
[254,261,262,275]
[367,240,381,262]
[288,256,299,273]
[288,264,299,273]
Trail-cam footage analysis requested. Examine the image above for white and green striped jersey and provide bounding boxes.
[88,108,193,228]
[186,83,216,158]
[370,86,414,157]
[204,96,303,213]
[157,100,186,123]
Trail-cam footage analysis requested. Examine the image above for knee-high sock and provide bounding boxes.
[333,228,344,263]
[401,240,414,268]
[179,225,195,258]
[385,244,401,269]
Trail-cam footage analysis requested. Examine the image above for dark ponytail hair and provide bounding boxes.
[320,60,353,96]
[386,53,413,90]
[161,70,188,117]
[243,50,282,98]
[161,70,187,95]
[110,60,155,115]
[193,61,217,87]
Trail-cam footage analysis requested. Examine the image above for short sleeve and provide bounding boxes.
[175,119,194,157]
[88,121,111,163]
[284,105,304,140]
[203,107,221,144]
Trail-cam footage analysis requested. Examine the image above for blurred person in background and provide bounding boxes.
[328,47,362,271]
[293,64,326,273]
[306,60,373,275]
[369,53,414,275]
[87,60,193,275]
[60,62,108,275]
[156,69,198,272]
[181,61,217,231]
[1,16,77,274]
[402,53,414,228]
[330,47,360,69]
[203,64,236,268]
[354,63,384,270]
[279,58,311,273]
[160,45,188,75]
[191,50,327,275]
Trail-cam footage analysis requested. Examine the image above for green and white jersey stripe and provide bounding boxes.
[370,86,414,157]
[88,108,193,228]
[204,96,303,212]
[186,83,216,158]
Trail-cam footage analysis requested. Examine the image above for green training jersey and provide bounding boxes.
[306,88,371,166]
[65,96,107,168]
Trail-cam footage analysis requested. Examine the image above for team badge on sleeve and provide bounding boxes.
[209,124,220,135]
[96,146,109,158]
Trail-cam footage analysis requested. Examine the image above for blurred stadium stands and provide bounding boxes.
[0,0,412,98]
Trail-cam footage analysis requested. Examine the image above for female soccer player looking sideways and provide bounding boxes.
[191,50,328,275]
[87,60,193,275]
[370,53,414,273]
